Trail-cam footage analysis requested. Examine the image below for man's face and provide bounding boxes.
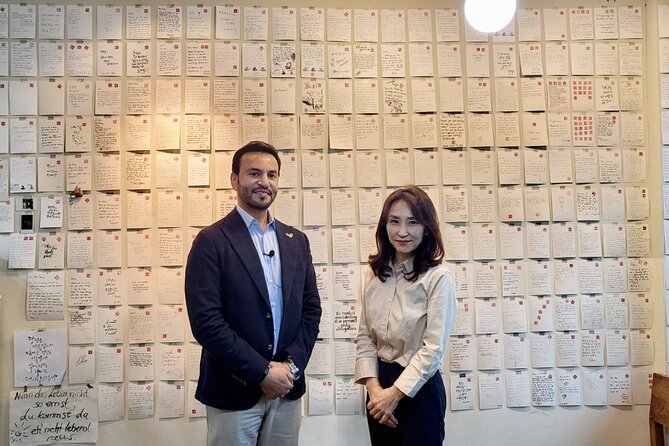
[231,152,280,214]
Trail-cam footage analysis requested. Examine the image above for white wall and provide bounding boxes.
[0,1,665,445]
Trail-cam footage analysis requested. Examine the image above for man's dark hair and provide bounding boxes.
[231,141,281,175]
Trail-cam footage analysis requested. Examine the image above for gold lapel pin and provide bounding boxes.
[286,232,294,238]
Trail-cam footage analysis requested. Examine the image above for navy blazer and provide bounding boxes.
[185,208,322,410]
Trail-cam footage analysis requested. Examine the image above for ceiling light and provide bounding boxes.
[464,0,517,33]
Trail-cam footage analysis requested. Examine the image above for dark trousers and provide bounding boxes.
[366,360,446,446]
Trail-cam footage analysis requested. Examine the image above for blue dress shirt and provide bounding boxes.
[236,205,282,355]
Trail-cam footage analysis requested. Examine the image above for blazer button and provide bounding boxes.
[266,312,272,319]
[267,344,273,351]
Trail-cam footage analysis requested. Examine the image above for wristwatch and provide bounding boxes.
[285,356,301,380]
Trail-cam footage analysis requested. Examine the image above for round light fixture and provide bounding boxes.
[464,0,517,33]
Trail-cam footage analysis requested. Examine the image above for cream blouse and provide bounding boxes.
[354,258,457,398]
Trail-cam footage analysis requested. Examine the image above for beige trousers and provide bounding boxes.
[206,396,302,446]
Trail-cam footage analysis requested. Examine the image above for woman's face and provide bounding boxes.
[386,199,425,264]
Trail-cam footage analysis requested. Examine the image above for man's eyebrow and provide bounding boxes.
[245,167,278,174]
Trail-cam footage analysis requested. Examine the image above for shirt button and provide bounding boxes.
[267,344,273,351]
[266,312,272,319]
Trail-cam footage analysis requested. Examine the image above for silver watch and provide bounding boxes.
[286,357,301,380]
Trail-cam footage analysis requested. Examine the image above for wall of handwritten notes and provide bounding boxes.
[0,1,662,445]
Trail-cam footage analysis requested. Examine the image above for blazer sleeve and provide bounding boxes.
[185,227,269,384]
[283,233,322,373]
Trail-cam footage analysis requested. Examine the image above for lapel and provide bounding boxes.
[222,209,270,307]
[275,220,297,306]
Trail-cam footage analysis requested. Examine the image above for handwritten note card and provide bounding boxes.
[10,385,98,444]
[14,329,66,387]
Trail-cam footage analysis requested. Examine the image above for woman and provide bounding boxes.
[355,186,457,446]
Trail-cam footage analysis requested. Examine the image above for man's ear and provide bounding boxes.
[230,172,239,191]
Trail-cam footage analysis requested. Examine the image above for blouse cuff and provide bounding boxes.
[354,358,378,384]
[394,367,426,398]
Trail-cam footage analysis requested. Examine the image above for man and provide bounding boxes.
[185,141,322,445]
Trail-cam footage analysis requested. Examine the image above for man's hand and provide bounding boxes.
[367,384,404,428]
[260,361,294,399]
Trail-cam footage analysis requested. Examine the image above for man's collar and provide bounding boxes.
[236,205,275,229]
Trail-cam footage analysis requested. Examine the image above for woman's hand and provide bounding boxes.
[366,382,404,428]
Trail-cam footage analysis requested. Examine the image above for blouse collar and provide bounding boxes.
[391,256,414,276]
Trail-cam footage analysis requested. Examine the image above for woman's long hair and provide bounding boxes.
[368,186,444,282]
